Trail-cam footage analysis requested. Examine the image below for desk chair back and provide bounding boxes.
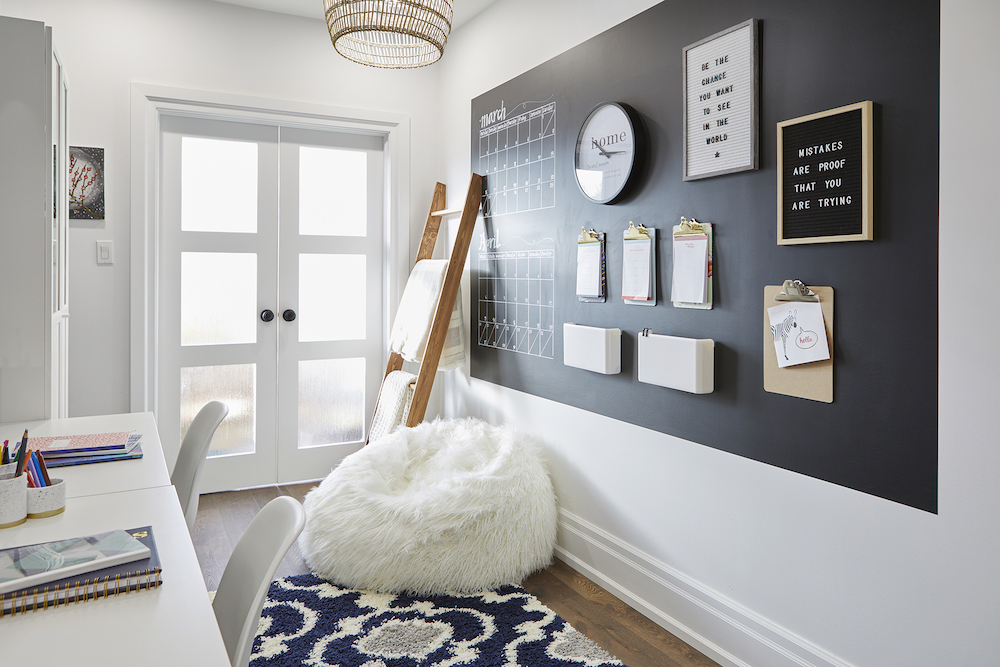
[171,400,228,530]
[213,496,306,667]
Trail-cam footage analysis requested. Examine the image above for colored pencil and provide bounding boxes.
[14,442,26,477]
[36,450,52,486]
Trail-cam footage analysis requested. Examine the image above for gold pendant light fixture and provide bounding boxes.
[324,0,454,69]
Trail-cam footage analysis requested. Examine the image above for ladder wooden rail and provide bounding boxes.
[379,181,448,382]
[405,173,482,427]
[368,174,483,441]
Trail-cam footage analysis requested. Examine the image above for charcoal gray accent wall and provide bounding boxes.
[470,0,939,512]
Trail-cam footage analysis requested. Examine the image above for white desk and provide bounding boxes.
[0,414,229,666]
[0,412,170,498]
[1,486,230,664]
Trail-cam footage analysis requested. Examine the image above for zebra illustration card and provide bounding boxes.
[767,301,830,368]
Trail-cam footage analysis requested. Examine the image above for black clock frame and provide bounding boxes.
[573,101,647,205]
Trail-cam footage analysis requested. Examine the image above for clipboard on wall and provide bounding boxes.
[671,217,713,309]
[576,227,606,303]
[763,281,834,402]
[622,221,656,307]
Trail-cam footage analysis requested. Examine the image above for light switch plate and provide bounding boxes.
[97,240,113,265]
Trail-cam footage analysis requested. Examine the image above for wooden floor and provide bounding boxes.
[192,485,720,667]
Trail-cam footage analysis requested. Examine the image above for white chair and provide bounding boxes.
[171,400,229,531]
[213,496,306,667]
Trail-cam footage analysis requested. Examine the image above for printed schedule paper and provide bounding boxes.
[576,241,602,297]
[670,234,709,303]
[622,237,653,301]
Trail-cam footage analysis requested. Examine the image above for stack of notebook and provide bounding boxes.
[31,432,143,468]
[0,526,162,616]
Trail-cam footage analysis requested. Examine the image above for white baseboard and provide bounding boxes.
[555,510,854,667]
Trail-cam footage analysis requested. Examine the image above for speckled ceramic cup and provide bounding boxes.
[0,473,28,528]
[27,478,66,518]
[0,462,16,480]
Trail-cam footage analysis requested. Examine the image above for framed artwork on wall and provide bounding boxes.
[69,146,105,220]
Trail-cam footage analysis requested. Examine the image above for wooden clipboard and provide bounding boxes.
[763,285,834,403]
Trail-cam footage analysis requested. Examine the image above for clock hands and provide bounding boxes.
[595,145,625,157]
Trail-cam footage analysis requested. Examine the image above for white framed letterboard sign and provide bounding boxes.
[683,18,759,181]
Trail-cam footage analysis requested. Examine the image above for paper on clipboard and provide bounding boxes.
[577,239,602,297]
[763,284,834,403]
[622,238,652,300]
[767,301,830,368]
[672,218,713,310]
[622,222,655,304]
[670,234,708,303]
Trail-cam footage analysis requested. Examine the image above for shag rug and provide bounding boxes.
[250,573,625,667]
[299,418,558,594]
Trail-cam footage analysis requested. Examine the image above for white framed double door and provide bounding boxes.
[158,115,384,492]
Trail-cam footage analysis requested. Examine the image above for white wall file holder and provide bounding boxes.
[563,323,622,374]
[637,330,715,394]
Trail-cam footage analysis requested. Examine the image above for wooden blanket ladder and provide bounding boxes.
[367,174,483,443]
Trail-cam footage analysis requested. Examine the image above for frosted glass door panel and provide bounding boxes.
[181,363,257,458]
[181,252,257,346]
[298,358,365,448]
[298,147,367,237]
[181,136,258,233]
[298,254,366,342]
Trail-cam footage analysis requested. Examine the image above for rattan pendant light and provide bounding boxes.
[325,0,454,69]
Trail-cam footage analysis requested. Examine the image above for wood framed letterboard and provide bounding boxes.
[777,101,873,244]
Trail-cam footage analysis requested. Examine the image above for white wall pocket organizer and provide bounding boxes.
[563,323,622,375]
[637,330,715,394]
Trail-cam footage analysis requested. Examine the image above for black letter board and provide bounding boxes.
[778,102,873,244]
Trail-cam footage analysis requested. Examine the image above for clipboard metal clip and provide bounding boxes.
[675,217,707,237]
[774,279,820,302]
[578,227,600,243]
[624,221,650,240]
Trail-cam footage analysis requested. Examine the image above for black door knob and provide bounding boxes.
[260,309,274,322]
[282,309,296,322]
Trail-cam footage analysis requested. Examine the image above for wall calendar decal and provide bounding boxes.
[478,98,556,217]
[477,245,555,359]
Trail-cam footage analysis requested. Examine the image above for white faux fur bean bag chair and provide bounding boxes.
[298,418,557,594]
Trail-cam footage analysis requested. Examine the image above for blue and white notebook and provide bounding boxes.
[45,444,144,468]
[0,527,162,615]
[0,527,150,595]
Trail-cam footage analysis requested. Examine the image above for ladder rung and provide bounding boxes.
[430,208,464,217]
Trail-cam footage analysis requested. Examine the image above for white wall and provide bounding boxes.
[0,0,444,418]
[440,1,1000,666]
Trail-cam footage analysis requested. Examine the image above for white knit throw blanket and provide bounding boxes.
[388,259,465,370]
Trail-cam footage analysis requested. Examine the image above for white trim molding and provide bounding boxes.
[129,83,411,417]
[556,509,856,667]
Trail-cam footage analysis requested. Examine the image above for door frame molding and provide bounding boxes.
[129,83,410,467]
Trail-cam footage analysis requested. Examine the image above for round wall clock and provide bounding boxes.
[574,102,645,204]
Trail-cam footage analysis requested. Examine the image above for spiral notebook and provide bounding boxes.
[0,526,162,616]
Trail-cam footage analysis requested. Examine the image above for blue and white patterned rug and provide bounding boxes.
[250,573,625,666]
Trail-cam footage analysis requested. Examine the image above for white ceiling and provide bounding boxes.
[210,0,498,30]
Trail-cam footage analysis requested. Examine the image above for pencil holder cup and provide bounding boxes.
[0,474,28,528]
[0,462,16,480]
[27,478,66,519]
